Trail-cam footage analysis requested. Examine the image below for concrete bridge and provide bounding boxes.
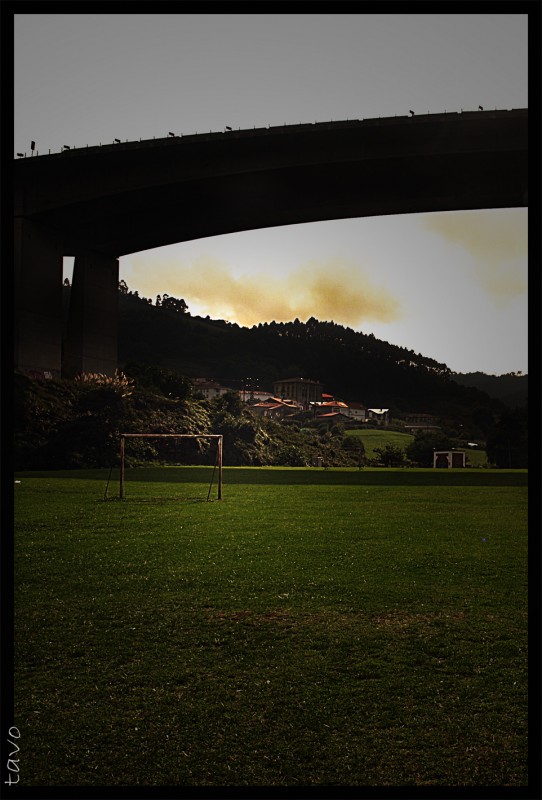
[14,109,528,377]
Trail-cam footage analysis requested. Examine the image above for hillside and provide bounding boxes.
[344,429,415,458]
[17,287,525,471]
[113,289,508,418]
[63,285,512,424]
[452,371,528,408]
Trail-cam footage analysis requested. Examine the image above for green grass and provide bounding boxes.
[345,428,489,466]
[344,428,415,458]
[463,448,489,467]
[14,467,528,786]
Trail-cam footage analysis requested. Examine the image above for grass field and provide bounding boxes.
[344,428,416,458]
[13,466,528,787]
[345,428,489,466]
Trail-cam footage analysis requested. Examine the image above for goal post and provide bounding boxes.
[119,433,223,500]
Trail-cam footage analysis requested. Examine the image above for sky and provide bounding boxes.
[14,13,529,375]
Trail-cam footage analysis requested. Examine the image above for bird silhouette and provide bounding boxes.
[478,105,484,111]
[409,110,415,116]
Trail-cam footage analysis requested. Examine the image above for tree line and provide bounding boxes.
[15,362,527,470]
[111,283,513,421]
[48,281,529,470]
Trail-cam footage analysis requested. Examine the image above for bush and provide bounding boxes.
[273,445,307,467]
[123,363,192,401]
[75,369,134,396]
[406,432,454,467]
[15,375,365,470]
[14,375,212,470]
[373,444,405,467]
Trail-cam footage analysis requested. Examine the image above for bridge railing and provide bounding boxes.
[15,108,526,161]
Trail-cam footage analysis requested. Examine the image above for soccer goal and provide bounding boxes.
[118,434,223,501]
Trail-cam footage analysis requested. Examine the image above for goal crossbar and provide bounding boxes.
[119,434,223,500]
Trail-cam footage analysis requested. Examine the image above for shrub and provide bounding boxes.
[406,432,454,467]
[373,444,405,467]
[75,369,134,397]
[273,444,307,467]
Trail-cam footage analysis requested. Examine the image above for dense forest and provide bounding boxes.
[451,370,528,408]
[108,285,526,418]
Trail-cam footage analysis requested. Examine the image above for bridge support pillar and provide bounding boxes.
[14,218,64,376]
[62,249,119,378]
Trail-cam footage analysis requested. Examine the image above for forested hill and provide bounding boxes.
[63,286,524,418]
[452,371,528,408]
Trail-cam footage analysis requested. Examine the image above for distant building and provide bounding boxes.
[315,411,351,426]
[403,412,437,424]
[433,450,466,468]
[404,424,441,434]
[192,378,230,400]
[403,412,439,433]
[367,408,390,426]
[273,377,323,407]
[319,400,349,414]
[347,402,367,422]
[250,400,296,419]
[403,425,441,436]
[242,389,276,403]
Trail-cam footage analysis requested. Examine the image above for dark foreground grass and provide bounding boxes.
[13,467,528,787]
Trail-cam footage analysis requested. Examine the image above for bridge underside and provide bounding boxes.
[51,151,527,260]
[14,111,528,377]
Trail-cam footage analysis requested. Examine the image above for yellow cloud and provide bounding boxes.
[127,255,402,327]
[423,211,527,306]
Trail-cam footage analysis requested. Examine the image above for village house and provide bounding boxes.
[318,400,350,414]
[273,377,323,408]
[192,372,388,429]
[242,389,277,404]
[347,402,367,422]
[367,408,390,426]
[312,398,367,422]
[315,411,351,424]
[192,378,230,400]
[402,412,440,433]
[250,399,297,419]
[403,412,438,424]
